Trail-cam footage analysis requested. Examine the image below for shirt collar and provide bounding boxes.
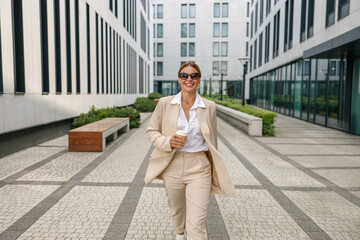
[170,91,206,109]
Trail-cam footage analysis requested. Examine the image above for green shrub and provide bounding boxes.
[72,106,140,129]
[133,97,157,112]
[148,92,165,100]
[203,96,277,136]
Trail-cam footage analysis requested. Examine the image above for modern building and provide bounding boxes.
[0,0,153,155]
[248,0,360,135]
[152,0,249,98]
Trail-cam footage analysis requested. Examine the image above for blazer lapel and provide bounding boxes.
[197,107,211,140]
[168,102,180,135]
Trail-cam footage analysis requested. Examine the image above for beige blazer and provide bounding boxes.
[144,95,237,197]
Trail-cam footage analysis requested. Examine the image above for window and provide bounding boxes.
[221,61,228,75]
[250,45,253,71]
[246,22,249,37]
[40,0,49,93]
[181,23,187,37]
[86,4,91,93]
[153,4,155,19]
[157,4,163,18]
[246,41,249,57]
[222,3,228,17]
[213,23,220,37]
[221,42,228,56]
[273,11,280,58]
[214,3,220,17]
[141,14,146,52]
[247,2,250,17]
[189,4,195,18]
[101,18,104,94]
[96,13,99,94]
[254,39,257,70]
[221,23,228,37]
[153,42,155,57]
[300,0,306,42]
[65,0,72,93]
[213,61,219,75]
[258,33,263,67]
[284,0,293,51]
[255,2,258,33]
[115,0,118,17]
[181,43,187,56]
[266,0,271,16]
[157,62,163,75]
[189,23,195,37]
[213,42,220,56]
[338,0,350,20]
[189,43,195,56]
[157,43,163,57]
[307,0,314,38]
[250,11,253,38]
[260,0,264,25]
[326,0,335,27]
[157,24,163,38]
[54,0,62,93]
[75,0,80,93]
[110,0,113,11]
[181,4,187,18]
[13,0,25,93]
[265,23,270,63]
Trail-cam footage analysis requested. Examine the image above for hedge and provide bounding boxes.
[203,96,277,136]
[133,97,157,112]
[148,92,165,100]
[72,106,141,129]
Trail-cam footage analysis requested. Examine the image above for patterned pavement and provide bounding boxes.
[0,112,360,240]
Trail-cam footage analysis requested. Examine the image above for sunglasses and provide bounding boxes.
[179,72,201,80]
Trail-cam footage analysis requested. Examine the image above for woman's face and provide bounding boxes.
[178,66,201,94]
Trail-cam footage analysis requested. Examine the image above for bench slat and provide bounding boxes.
[69,138,102,145]
[69,132,102,139]
[69,144,103,152]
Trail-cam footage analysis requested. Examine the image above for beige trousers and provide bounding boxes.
[162,151,212,240]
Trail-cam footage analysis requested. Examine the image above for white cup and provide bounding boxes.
[176,129,188,142]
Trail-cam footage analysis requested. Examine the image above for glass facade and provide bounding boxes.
[250,58,354,133]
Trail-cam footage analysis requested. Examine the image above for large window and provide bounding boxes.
[157,62,163,75]
[284,0,294,51]
[189,23,195,37]
[214,3,220,17]
[86,4,91,93]
[300,0,306,42]
[254,39,257,70]
[181,43,187,56]
[157,43,163,57]
[260,0,264,25]
[181,23,187,37]
[213,61,219,75]
[65,0,72,93]
[338,0,350,20]
[255,2,258,33]
[307,0,314,38]
[213,23,220,37]
[221,23,228,37]
[221,42,228,56]
[258,33,263,67]
[189,43,195,57]
[157,24,163,38]
[157,4,163,18]
[181,4,187,18]
[189,4,196,18]
[13,0,25,93]
[75,0,80,93]
[40,0,49,93]
[265,23,270,63]
[213,42,220,56]
[326,0,335,27]
[273,11,280,58]
[221,61,228,75]
[222,3,229,17]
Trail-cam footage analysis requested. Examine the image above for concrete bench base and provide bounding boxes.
[68,118,129,152]
[216,104,262,136]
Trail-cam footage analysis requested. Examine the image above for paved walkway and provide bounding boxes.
[0,112,359,240]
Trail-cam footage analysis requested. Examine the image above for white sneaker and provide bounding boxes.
[176,233,185,240]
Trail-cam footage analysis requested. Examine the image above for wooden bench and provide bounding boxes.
[216,104,263,136]
[68,118,129,152]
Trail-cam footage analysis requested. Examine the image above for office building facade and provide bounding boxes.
[248,0,360,135]
[0,0,153,136]
[152,0,249,98]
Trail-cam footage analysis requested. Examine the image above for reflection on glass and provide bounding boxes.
[315,59,327,125]
[294,60,302,118]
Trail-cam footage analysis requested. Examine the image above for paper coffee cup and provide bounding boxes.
[176,129,188,142]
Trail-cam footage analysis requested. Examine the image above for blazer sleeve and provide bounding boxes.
[145,99,173,152]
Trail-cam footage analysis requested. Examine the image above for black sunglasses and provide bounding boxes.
[178,72,200,80]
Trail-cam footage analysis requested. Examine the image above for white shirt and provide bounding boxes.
[170,91,209,152]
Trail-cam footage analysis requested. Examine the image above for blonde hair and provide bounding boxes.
[178,61,202,78]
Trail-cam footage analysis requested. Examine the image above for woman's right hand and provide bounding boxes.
[170,134,185,149]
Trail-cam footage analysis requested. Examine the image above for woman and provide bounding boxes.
[145,61,236,240]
